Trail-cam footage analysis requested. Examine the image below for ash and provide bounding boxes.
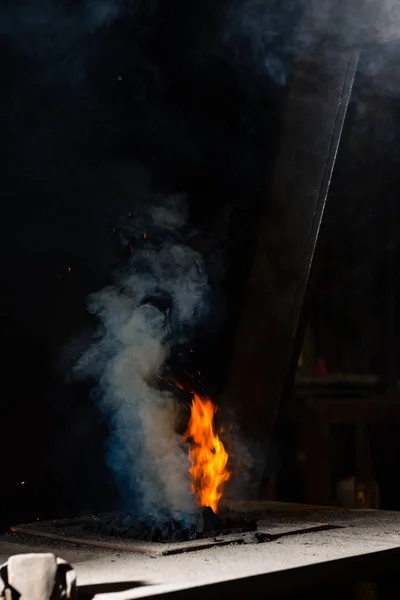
[84,507,249,543]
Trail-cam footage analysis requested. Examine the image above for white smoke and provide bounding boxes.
[75,194,209,519]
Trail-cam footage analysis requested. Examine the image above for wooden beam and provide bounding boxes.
[225,43,360,475]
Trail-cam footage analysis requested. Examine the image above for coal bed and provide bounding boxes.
[82,507,256,543]
[8,503,345,558]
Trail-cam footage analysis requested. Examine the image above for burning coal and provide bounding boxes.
[74,193,214,521]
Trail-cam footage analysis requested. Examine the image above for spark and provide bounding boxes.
[144,233,147,239]
[21,481,25,485]
[68,267,71,272]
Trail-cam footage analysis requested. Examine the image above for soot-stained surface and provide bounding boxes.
[9,503,339,555]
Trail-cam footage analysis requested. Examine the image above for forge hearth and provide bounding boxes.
[10,503,340,557]
[83,506,255,543]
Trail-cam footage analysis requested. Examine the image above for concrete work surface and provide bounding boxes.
[1,504,400,599]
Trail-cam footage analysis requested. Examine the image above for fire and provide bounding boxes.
[184,393,230,513]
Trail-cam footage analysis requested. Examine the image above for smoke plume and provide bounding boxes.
[75,193,209,519]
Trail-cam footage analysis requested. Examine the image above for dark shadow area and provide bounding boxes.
[78,581,149,599]
[277,39,400,509]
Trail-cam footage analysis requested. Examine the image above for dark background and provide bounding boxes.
[309,41,400,380]
[0,0,293,527]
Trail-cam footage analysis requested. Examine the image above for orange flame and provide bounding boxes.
[184,393,230,513]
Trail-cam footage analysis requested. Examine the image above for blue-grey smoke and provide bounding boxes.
[219,0,400,90]
[74,194,209,519]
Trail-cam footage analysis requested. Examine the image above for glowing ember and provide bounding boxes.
[184,393,230,513]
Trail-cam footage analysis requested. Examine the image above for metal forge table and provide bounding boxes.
[2,502,400,599]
